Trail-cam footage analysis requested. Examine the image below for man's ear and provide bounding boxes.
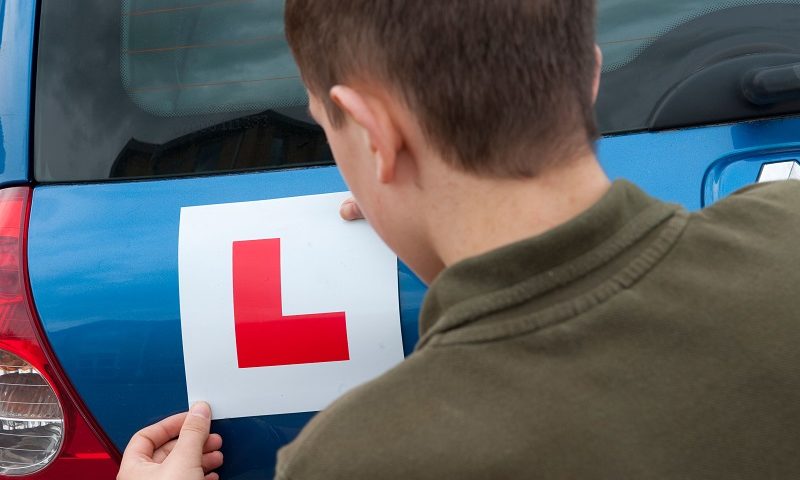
[329,85,402,184]
[592,44,603,104]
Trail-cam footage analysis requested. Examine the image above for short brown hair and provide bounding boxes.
[285,0,598,178]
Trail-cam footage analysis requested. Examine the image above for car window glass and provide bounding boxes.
[34,0,800,182]
[35,0,329,182]
[122,0,305,117]
[596,0,800,132]
[599,0,799,72]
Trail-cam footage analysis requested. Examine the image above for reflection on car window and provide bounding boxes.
[598,0,800,72]
[34,0,800,182]
[596,0,800,133]
[122,0,306,117]
[35,0,330,182]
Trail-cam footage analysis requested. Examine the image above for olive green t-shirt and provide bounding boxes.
[276,180,800,479]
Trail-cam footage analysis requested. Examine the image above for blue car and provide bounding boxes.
[0,0,798,478]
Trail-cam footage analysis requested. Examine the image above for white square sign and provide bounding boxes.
[178,191,404,420]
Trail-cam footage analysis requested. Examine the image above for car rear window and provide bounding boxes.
[596,0,800,133]
[35,0,330,183]
[34,0,800,182]
[122,0,304,118]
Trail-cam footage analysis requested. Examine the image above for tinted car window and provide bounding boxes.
[597,0,800,133]
[34,0,800,182]
[122,0,304,117]
[35,0,330,182]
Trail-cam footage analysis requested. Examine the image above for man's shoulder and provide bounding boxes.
[645,178,800,328]
[679,179,800,255]
[698,179,800,225]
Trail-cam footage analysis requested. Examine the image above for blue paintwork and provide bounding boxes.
[28,165,426,479]
[599,116,800,211]
[27,114,800,479]
[0,0,35,186]
[701,143,800,206]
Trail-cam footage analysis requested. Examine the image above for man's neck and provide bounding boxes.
[426,153,611,268]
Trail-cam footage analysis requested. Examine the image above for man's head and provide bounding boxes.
[285,1,602,281]
[286,0,598,177]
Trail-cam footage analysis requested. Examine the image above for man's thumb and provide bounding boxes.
[171,402,212,467]
[340,197,364,221]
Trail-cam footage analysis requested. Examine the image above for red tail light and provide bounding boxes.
[0,187,119,478]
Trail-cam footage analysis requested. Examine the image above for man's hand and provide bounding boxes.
[340,197,365,221]
[118,402,223,480]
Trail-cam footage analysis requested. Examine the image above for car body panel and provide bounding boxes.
[27,166,424,478]
[599,116,800,210]
[0,0,34,186]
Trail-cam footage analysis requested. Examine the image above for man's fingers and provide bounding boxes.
[340,197,364,221]
[205,473,220,480]
[152,432,220,464]
[201,450,224,472]
[205,433,223,453]
[152,439,177,463]
[146,427,220,465]
[122,412,188,462]
[169,402,212,469]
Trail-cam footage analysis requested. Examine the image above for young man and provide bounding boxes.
[118,1,800,479]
